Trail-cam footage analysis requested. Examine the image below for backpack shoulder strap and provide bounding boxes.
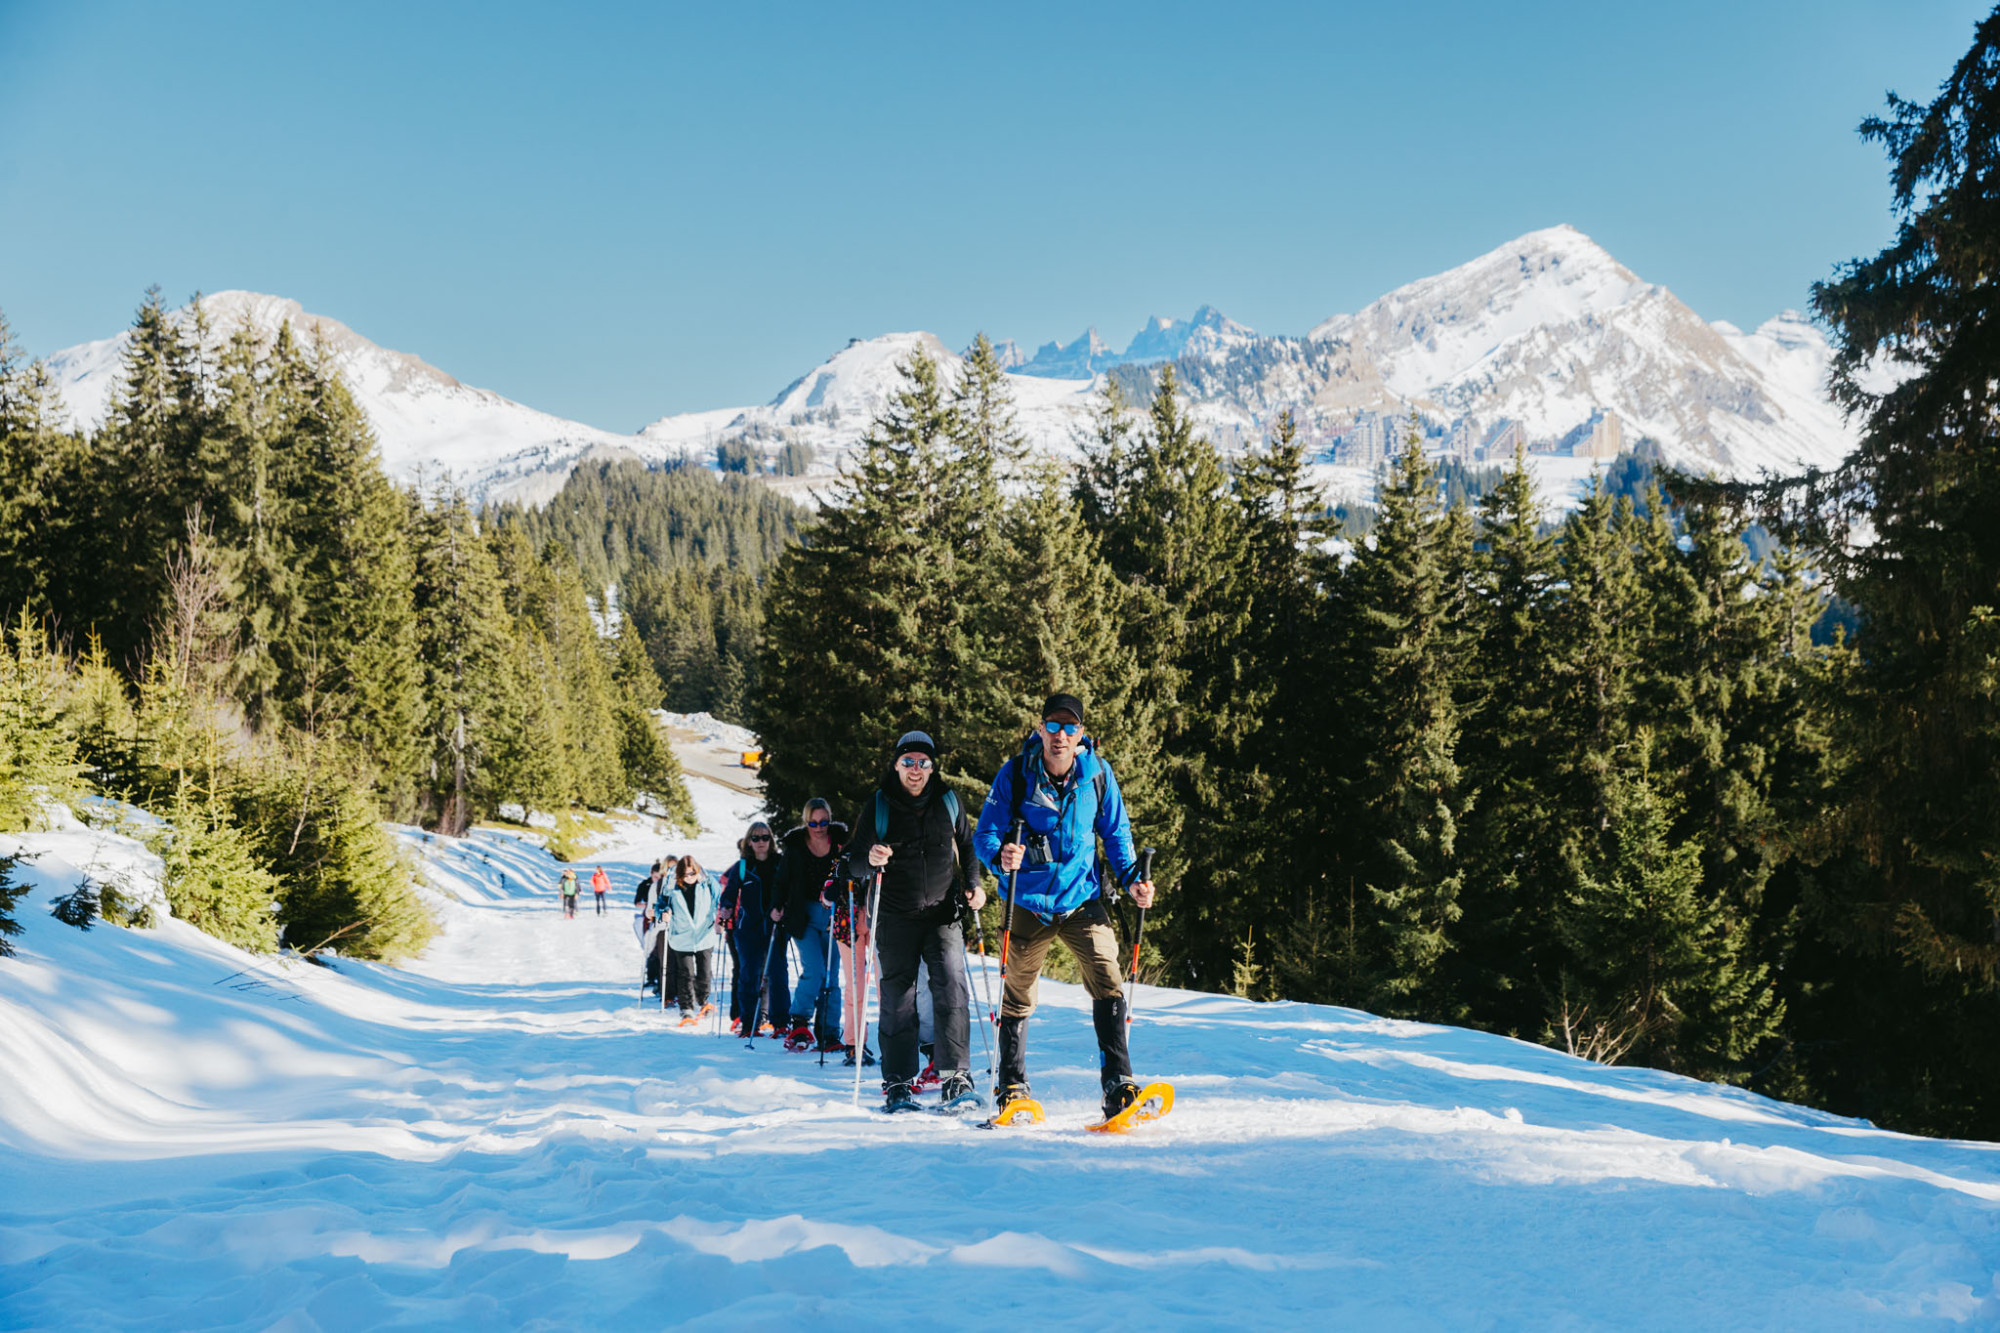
[943,788,961,825]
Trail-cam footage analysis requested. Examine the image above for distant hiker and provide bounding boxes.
[844,729,986,1113]
[974,693,1154,1124]
[775,798,850,1054]
[591,865,610,915]
[719,821,786,1038]
[663,854,722,1026]
[559,867,579,920]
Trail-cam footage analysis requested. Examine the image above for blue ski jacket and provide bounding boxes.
[973,735,1139,922]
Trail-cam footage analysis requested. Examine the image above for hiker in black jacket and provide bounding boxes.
[774,801,851,1050]
[842,730,986,1113]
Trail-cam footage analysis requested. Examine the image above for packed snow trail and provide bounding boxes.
[3,780,2000,1327]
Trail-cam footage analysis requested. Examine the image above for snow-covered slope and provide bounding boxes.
[4,781,1999,1326]
[43,291,661,505]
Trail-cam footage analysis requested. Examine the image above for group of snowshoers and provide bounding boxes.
[625,692,1159,1124]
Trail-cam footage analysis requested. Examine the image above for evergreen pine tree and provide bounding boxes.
[1090,367,1260,988]
[609,611,695,829]
[1453,446,1559,1031]
[408,483,518,833]
[1345,424,1474,1017]
[0,610,83,831]
[1742,11,2000,1135]
[754,345,1005,820]
[0,311,88,624]
[236,767,433,961]
[87,288,216,666]
[1229,410,1334,993]
[271,334,424,812]
[0,850,26,960]
[157,776,281,953]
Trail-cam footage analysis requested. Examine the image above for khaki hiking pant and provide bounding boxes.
[1000,909,1124,1019]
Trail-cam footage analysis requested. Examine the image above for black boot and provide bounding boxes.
[996,1014,1028,1103]
[1092,994,1134,1087]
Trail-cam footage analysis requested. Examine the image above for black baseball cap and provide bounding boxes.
[1041,693,1085,725]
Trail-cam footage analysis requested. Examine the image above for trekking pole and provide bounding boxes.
[970,900,1000,1030]
[713,901,726,1039]
[865,865,886,1090]
[853,867,882,1106]
[997,819,1025,1010]
[818,902,837,1068]
[746,925,781,1050]
[714,918,731,1039]
[1124,847,1156,1024]
[960,896,994,1078]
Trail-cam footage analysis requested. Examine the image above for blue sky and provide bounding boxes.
[0,1,1987,431]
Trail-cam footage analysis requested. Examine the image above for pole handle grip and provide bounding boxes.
[1136,846,1155,884]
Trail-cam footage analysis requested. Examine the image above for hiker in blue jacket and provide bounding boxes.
[973,692,1156,1123]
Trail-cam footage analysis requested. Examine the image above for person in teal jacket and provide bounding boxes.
[659,854,722,1025]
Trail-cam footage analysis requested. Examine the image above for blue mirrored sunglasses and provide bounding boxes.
[897,754,934,770]
[806,818,830,828]
[1042,720,1082,736]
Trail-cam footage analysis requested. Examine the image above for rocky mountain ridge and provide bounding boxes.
[39,226,1858,505]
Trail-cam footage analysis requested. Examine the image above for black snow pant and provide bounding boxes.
[673,947,711,1014]
[648,935,680,997]
[734,922,790,1032]
[594,891,607,915]
[876,910,968,1087]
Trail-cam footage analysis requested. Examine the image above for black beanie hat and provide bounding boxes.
[894,730,938,760]
[1041,693,1086,726]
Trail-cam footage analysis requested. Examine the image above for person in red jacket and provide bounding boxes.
[590,865,610,915]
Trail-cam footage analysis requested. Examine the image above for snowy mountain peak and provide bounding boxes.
[1010,327,1116,379]
[44,290,642,504]
[1308,225,1648,356]
[762,331,955,418]
[1008,305,1256,379]
[1122,304,1258,365]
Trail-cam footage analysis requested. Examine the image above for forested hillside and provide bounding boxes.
[0,292,692,961]
[494,458,802,720]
